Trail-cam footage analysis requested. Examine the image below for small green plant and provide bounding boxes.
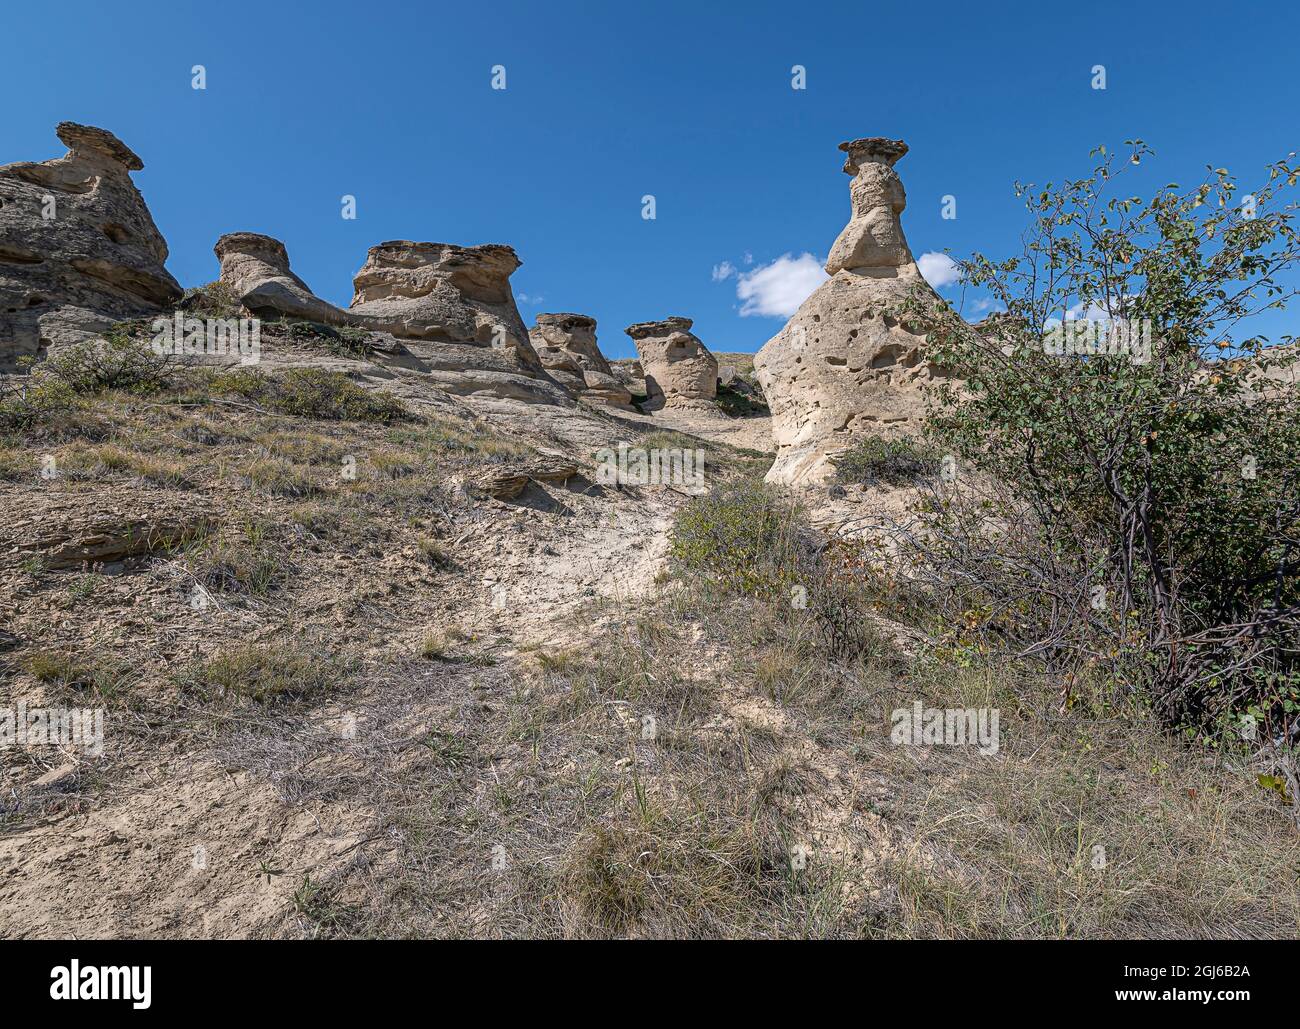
[43,328,175,394]
[416,536,453,568]
[291,874,352,932]
[832,435,938,487]
[67,575,98,601]
[193,521,284,595]
[641,430,711,454]
[422,728,469,768]
[714,382,769,417]
[418,630,452,660]
[212,367,406,422]
[287,502,342,537]
[22,650,131,701]
[240,457,318,497]
[181,644,346,704]
[62,443,191,488]
[283,320,376,359]
[386,416,531,463]
[0,377,78,432]
[372,450,419,479]
[181,281,244,320]
[669,478,807,598]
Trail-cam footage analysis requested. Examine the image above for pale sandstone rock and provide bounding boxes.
[580,369,635,409]
[214,233,568,405]
[24,512,217,570]
[477,461,579,500]
[754,137,954,487]
[609,359,647,397]
[350,241,546,375]
[214,232,390,331]
[0,122,182,369]
[625,317,718,410]
[529,312,632,408]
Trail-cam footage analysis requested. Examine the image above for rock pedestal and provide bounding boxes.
[0,123,182,368]
[349,241,545,374]
[214,232,383,330]
[529,313,632,408]
[625,316,718,410]
[212,233,566,403]
[753,137,952,487]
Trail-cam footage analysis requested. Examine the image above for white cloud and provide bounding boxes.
[735,252,827,318]
[517,292,545,305]
[917,252,960,289]
[1065,295,1133,321]
[711,261,736,282]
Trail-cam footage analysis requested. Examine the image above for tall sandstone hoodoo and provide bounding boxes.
[754,136,952,487]
[625,316,718,410]
[0,122,182,369]
[528,313,632,409]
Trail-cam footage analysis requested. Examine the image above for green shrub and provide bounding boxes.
[180,644,345,704]
[832,436,938,487]
[181,281,244,320]
[212,367,407,422]
[897,140,1300,749]
[714,382,769,418]
[0,377,77,432]
[42,327,175,394]
[283,320,376,359]
[669,479,807,599]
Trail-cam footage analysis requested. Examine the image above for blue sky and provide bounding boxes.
[4,0,1298,358]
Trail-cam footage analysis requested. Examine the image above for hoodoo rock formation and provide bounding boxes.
[753,136,953,487]
[529,313,632,408]
[625,316,718,411]
[349,241,546,376]
[214,232,390,332]
[214,233,567,405]
[0,122,182,368]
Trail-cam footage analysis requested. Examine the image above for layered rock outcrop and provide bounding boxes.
[0,122,182,369]
[349,241,545,375]
[213,232,389,332]
[529,313,632,408]
[625,317,718,410]
[214,233,566,405]
[753,137,952,486]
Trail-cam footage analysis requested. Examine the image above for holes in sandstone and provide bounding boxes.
[871,343,907,368]
[102,223,131,244]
